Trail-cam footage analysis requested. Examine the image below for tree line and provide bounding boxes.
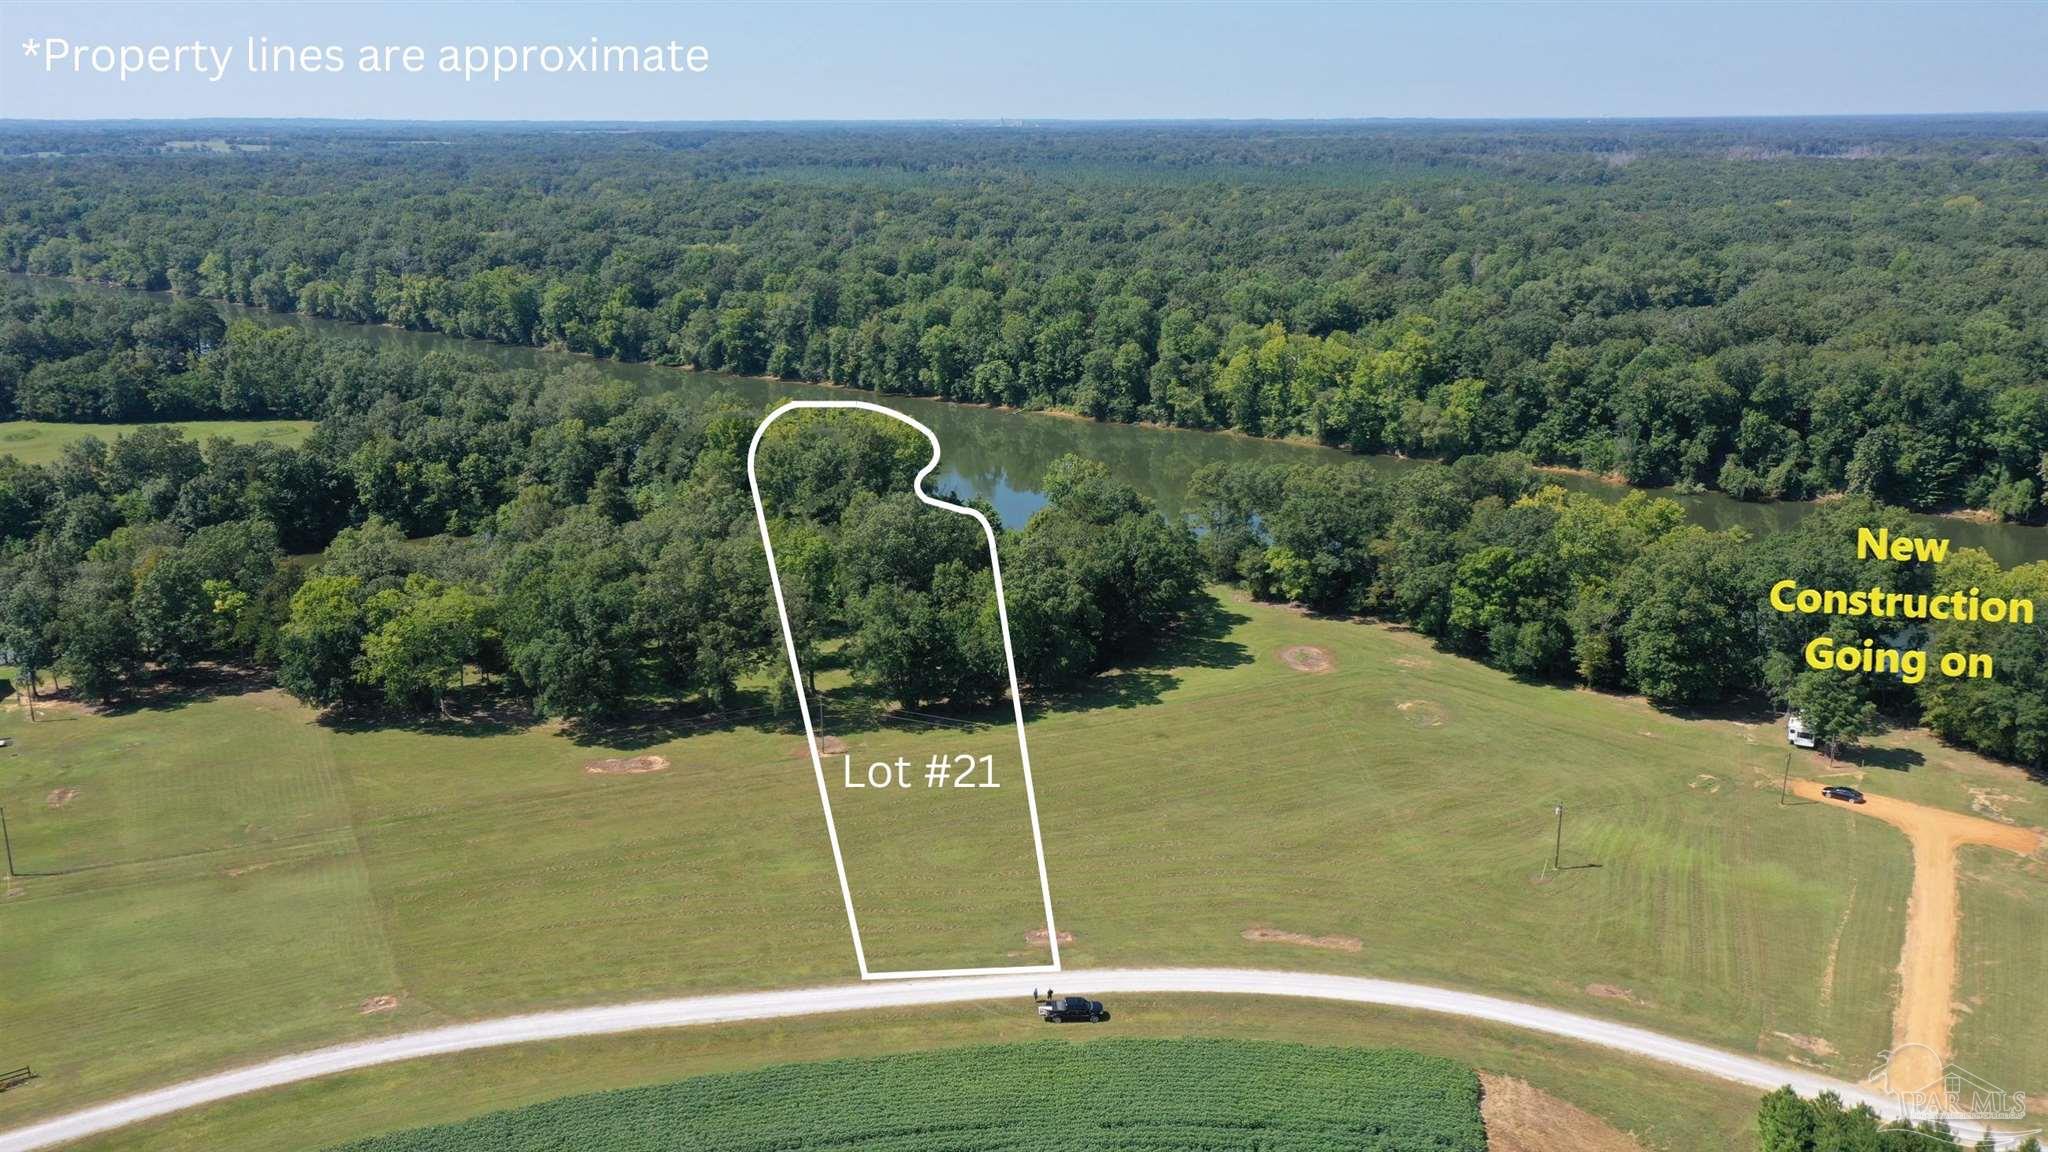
[3,120,2046,518]
[4,287,2046,766]
[1755,1086,2039,1151]
[0,298,1203,720]
[1191,453,2048,767]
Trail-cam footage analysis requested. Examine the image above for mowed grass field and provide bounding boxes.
[0,420,315,465]
[1955,844,2048,1094]
[3,591,2044,1140]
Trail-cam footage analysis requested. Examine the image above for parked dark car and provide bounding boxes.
[1036,994,1108,1023]
[1821,786,1866,804]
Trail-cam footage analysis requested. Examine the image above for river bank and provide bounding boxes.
[11,273,2048,565]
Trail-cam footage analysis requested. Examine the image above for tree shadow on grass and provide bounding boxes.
[1032,595,1253,716]
[86,664,270,717]
[563,689,783,750]
[1838,743,1926,772]
[321,688,531,739]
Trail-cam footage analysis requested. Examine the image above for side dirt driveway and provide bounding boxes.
[1789,779,2045,1093]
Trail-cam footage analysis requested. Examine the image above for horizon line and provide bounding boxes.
[4,111,2048,129]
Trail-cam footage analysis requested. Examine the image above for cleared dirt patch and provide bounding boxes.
[1479,1073,1644,1152]
[1024,928,1075,945]
[1390,655,1434,670]
[1968,787,2023,823]
[794,736,849,759]
[1584,983,1651,1008]
[1277,645,1334,674]
[1242,927,1363,952]
[358,995,400,1015]
[224,860,281,879]
[583,755,670,776]
[1772,1030,1838,1059]
[1788,778,2044,1092]
[45,786,79,808]
[1688,774,1721,794]
[1395,700,1446,728]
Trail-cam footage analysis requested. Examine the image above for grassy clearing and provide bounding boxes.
[0,420,314,465]
[63,997,1757,1152]
[2,592,2043,1136]
[1955,844,2048,1104]
[324,1038,1486,1152]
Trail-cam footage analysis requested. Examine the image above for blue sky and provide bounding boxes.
[1,1,2042,121]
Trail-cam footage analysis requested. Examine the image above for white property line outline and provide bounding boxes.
[747,399,1062,981]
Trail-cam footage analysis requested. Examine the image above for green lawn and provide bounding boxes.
[63,998,1760,1152]
[1955,844,2048,1096]
[2,592,2043,1140]
[0,420,315,465]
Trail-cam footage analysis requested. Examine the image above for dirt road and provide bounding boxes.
[1789,780,2043,1091]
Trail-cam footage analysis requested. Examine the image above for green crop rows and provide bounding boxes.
[326,1038,1487,1152]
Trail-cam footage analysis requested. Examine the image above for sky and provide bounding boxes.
[0,1,2043,122]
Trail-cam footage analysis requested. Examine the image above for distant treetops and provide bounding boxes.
[4,120,2045,520]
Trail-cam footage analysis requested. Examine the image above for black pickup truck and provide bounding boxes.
[1035,994,1108,1023]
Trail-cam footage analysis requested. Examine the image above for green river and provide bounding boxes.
[14,274,2048,565]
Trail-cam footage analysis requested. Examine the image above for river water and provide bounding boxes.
[13,274,2048,565]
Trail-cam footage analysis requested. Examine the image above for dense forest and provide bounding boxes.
[0,288,1202,720]
[2,119,2046,517]
[3,288,2044,767]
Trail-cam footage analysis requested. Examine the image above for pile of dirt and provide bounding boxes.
[583,755,670,776]
[1242,927,1362,952]
[46,786,79,808]
[1396,700,1447,728]
[1277,645,1334,674]
[1584,983,1651,1008]
[358,995,400,1015]
[1024,928,1076,945]
[1479,1074,1644,1152]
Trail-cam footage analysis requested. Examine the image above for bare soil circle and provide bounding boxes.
[1277,645,1334,674]
[583,755,670,776]
[1396,700,1447,728]
[1242,927,1363,952]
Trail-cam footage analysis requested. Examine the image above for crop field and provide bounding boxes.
[324,1039,1486,1152]
[0,420,314,466]
[3,592,2044,1140]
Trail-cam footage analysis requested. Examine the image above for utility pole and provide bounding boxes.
[1551,804,1564,870]
[1779,753,1792,806]
[1,807,14,878]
